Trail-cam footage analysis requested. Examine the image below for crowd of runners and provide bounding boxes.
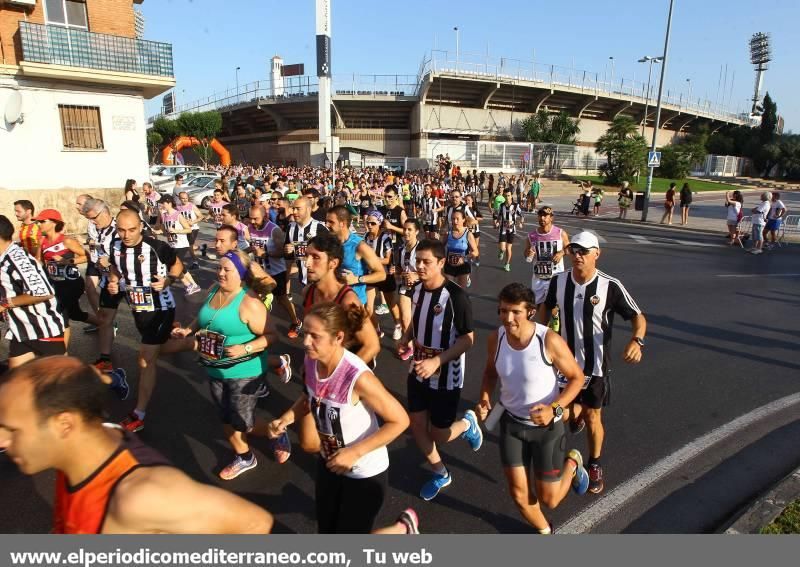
[0,163,647,535]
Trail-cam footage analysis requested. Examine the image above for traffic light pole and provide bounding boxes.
[642,0,675,222]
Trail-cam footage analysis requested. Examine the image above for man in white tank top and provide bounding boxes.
[476,283,590,534]
[524,206,570,307]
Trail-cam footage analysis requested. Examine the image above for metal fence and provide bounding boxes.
[692,155,752,177]
[427,140,606,172]
[20,21,174,77]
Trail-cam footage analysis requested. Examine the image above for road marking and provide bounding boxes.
[670,239,720,248]
[715,273,800,278]
[558,391,800,534]
[628,234,651,244]
[626,234,719,248]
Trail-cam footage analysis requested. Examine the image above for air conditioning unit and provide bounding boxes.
[5,0,37,7]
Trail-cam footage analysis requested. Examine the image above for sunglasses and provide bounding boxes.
[569,246,595,256]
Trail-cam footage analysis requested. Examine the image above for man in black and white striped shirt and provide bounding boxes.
[397,239,482,502]
[0,215,65,368]
[539,231,647,495]
[495,187,524,271]
[107,210,185,433]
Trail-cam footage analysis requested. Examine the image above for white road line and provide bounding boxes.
[558,392,800,534]
[715,273,800,278]
[628,234,651,244]
[670,239,720,248]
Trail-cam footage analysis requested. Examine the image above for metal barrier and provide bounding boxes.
[778,215,800,246]
[427,140,606,172]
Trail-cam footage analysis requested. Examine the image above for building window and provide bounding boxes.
[45,0,88,30]
[58,105,104,150]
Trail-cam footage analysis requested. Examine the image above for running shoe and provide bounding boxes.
[375,303,390,315]
[257,384,271,399]
[83,324,99,334]
[466,276,472,288]
[392,324,403,341]
[278,354,292,384]
[497,250,504,260]
[93,359,113,374]
[750,249,763,255]
[185,283,202,296]
[420,471,452,501]
[504,263,511,272]
[398,345,414,361]
[569,417,586,435]
[120,412,144,433]
[200,243,208,257]
[272,432,292,464]
[461,410,483,452]
[287,321,303,339]
[588,463,604,494]
[397,508,420,534]
[113,321,119,337]
[109,368,129,401]
[473,260,480,267]
[567,449,589,495]
[219,454,258,480]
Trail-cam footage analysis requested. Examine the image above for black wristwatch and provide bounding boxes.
[634,337,645,347]
[551,403,564,422]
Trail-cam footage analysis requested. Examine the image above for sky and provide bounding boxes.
[141,0,799,131]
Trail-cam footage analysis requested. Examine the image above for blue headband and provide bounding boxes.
[222,252,247,279]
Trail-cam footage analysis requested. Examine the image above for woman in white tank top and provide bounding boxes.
[268,301,409,533]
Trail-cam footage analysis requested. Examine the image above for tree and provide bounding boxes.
[775,134,800,180]
[521,109,581,144]
[596,116,648,184]
[759,92,778,145]
[151,116,181,146]
[659,126,709,179]
[175,111,223,167]
[146,131,163,165]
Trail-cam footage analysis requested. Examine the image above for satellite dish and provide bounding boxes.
[5,91,24,125]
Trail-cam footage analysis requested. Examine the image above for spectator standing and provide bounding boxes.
[764,192,787,248]
[748,192,771,255]
[617,182,633,219]
[679,183,693,225]
[724,190,744,245]
[660,182,676,225]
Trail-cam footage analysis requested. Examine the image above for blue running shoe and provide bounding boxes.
[109,368,129,401]
[461,410,483,452]
[568,449,589,495]
[420,471,452,501]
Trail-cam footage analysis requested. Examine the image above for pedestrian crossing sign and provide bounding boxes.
[648,151,661,167]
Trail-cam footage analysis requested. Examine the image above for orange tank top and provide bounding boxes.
[53,427,169,534]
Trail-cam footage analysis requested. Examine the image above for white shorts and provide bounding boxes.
[532,277,552,305]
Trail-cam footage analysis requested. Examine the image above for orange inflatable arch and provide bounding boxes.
[161,136,231,167]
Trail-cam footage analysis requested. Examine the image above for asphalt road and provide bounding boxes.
[2,209,799,534]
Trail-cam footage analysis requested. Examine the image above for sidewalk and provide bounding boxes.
[724,466,800,534]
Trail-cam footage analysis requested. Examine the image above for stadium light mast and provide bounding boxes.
[641,0,674,223]
[749,32,772,116]
[638,56,662,137]
[454,27,460,72]
[316,0,335,177]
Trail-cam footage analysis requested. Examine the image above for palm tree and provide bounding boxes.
[596,116,648,184]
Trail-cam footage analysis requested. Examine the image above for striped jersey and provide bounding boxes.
[286,218,328,285]
[18,222,41,257]
[445,203,475,230]
[409,280,473,390]
[87,220,117,265]
[109,237,178,312]
[421,196,441,225]
[545,270,642,377]
[364,231,393,274]
[0,242,65,341]
[207,200,226,228]
[497,202,524,235]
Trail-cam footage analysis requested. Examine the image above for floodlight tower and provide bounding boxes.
[749,32,771,115]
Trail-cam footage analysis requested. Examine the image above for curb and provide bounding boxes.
[723,466,800,534]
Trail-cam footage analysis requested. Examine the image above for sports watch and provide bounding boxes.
[244,344,253,354]
[551,403,564,423]
[634,337,646,348]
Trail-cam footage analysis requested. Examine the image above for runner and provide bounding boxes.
[420,184,444,240]
[206,186,228,229]
[495,187,524,272]
[363,210,402,340]
[170,251,279,479]
[463,194,483,266]
[107,209,185,433]
[395,219,421,361]
[527,174,542,212]
[476,283,589,533]
[268,302,409,533]
[177,191,206,269]
[141,182,160,227]
[380,185,407,244]
[538,231,647,494]
[396,238,482,500]
[220,204,251,251]
[524,206,570,309]
[0,357,274,534]
[325,205,387,307]
[442,189,477,237]
[13,200,41,259]
[36,208,100,344]
[444,210,478,289]
[285,197,329,338]
[0,215,66,369]
[156,196,202,295]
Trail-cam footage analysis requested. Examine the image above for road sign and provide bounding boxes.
[648,151,662,167]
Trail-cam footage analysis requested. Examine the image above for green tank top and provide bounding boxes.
[197,286,267,379]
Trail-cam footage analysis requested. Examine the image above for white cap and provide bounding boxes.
[570,231,600,249]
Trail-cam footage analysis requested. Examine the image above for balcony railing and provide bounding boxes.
[20,21,173,78]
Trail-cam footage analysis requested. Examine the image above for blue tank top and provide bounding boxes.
[446,230,470,263]
[342,232,367,304]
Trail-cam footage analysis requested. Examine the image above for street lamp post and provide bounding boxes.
[686,78,692,106]
[642,0,675,222]
[236,66,241,103]
[454,27,460,72]
[638,56,662,137]
[609,56,615,89]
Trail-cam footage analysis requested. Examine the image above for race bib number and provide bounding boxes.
[294,240,309,258]
[197,330,226,361]
[504,221,514,231]
[534,261,554,279]
[46,261,65,281]
[447,252,464,267]
[251,238,266,250]
[412,343,444,381]
[127,286,155,313]
[556,372,592,390]
[318,431,342,460]
[167,232,178,244]
[213,213,223,225]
